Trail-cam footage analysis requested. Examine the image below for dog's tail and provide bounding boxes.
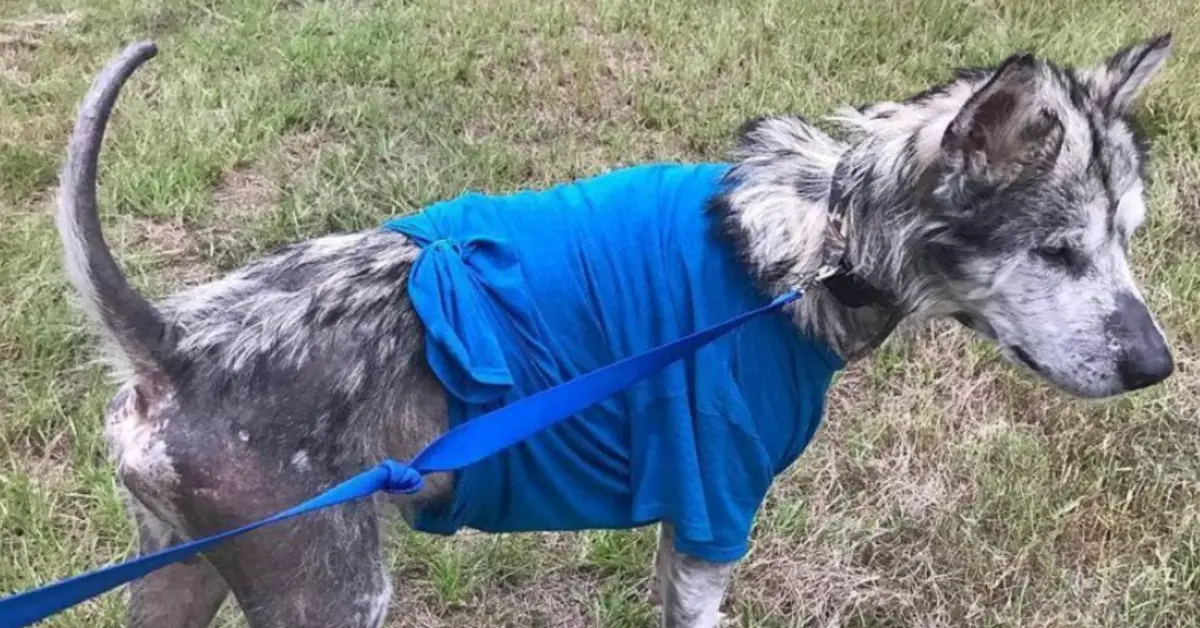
[56,41,176,380]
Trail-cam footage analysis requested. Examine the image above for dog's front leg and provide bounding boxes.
[655,524,736,628]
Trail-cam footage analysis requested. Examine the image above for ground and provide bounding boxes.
[1,0,1198,626]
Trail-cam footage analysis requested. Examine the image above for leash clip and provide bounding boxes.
[785,262,845,298]
[813,263,844,285]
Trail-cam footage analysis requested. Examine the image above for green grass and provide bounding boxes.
[1,0,1198,626]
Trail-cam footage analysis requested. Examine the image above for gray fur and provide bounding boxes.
[56,36,1174,628]
[56,42,178,383]
[655,525,735,628]
[714,35,1174,397]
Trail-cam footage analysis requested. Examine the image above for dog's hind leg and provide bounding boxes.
[655,524,736,628]
[125,500,229,628]
[200,498,391,628]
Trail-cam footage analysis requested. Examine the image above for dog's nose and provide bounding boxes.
[1118,347,1173,391]
[1107,292,1174,391]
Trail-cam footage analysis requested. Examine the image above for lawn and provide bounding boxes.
[1,0,1197,626]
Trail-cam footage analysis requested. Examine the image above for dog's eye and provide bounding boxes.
[1034,245,1074,266]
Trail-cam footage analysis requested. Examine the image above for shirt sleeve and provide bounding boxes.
[670,404,775,564]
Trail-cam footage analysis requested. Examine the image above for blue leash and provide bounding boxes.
[0,289,803,628]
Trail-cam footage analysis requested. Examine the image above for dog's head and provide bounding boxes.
[927,35,1173,398]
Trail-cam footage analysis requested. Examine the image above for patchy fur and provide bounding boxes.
[55,36,1174,628]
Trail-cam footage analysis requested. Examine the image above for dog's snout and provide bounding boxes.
[1107,292,1173,391]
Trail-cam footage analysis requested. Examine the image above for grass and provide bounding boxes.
[1,0,1198,626]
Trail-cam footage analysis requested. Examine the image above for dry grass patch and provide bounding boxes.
[210,128,338,223]
[0,11,80,87]
[110,215,214,291]
[211,168,279,217]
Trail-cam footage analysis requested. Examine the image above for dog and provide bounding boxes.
[55,34,1174,628]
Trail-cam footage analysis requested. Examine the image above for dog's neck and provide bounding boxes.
[713,98,975,361]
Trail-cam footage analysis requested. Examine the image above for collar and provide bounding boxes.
[815,156,894,309]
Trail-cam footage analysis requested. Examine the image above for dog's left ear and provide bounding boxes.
[1082,33,1172,116]
[942,54,1064,186]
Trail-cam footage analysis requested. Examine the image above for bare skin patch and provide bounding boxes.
[105,383,179,489]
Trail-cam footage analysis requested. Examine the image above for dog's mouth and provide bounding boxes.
[953,313,1045,374]
[951,312,997,340]
[1009,345,1043,373]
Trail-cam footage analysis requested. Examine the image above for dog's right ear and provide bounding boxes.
[941,54,1064,186]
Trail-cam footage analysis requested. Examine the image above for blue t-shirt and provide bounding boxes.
[382,163,842,563]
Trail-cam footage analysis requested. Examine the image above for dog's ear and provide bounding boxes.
[1081,33,1172,117]
[942,54,1064,185]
